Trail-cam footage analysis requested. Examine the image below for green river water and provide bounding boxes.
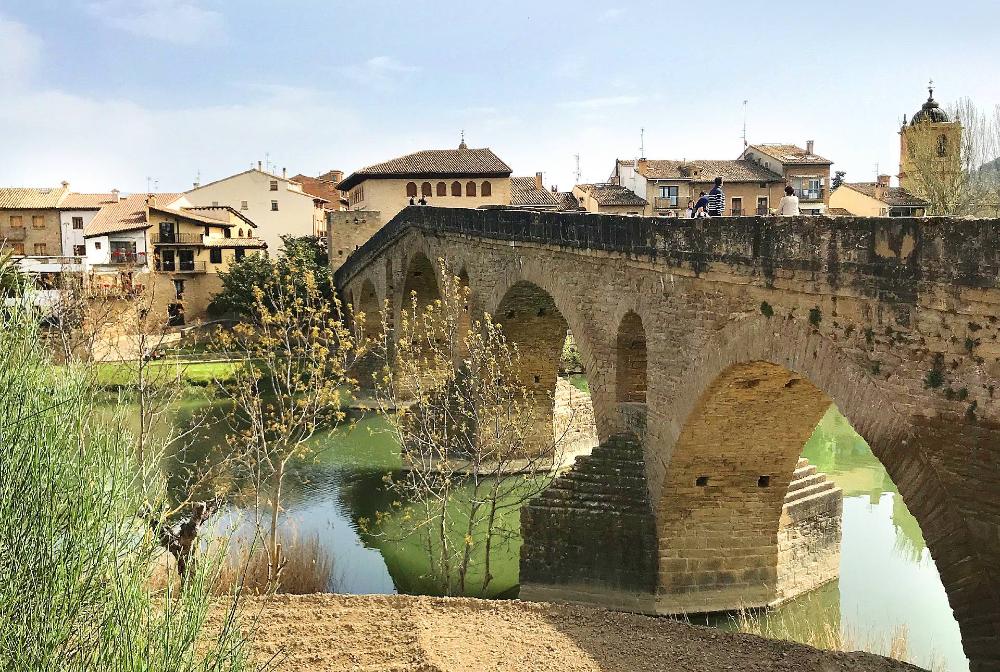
[152,388,968,671]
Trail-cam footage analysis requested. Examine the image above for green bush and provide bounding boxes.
[0,307,253,671]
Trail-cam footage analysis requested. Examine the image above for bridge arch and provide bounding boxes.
[401,251,442,315]
[652,316,988,662]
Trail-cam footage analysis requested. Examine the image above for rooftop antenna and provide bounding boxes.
[875,161,880,179]
[741,99,749,147]
[265,152,271,174]
[639,127,645,158]
[928,77,935,99]
[573,154,582,184]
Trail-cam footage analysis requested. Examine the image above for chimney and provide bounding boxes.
[534,172,544,190]
[146,193,157,208]
[637,158,649,174]
[875,174,891,200]
[331,170,344,184]
[111,188,121,203]
[257,160,262,171]
[61,180,70,189]
[193,181,200,189]
[282,167,287,179]
[806,140,815,155]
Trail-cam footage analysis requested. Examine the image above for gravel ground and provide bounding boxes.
[209,594,926,672]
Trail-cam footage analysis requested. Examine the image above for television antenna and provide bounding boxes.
[741,100,749,147]
[573,154,582,184]
[639,127,645,158]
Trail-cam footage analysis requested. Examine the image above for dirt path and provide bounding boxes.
[211,594,924,672]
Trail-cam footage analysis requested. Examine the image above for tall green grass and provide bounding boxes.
[0,302,255,671]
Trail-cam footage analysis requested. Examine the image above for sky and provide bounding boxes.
[2,0,999,194]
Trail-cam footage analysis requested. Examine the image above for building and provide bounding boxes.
[740,142,834,214]
[185,164,329,255]
[59,191,124,259]
[572,183,648,215]
[828,175,928,217]
[510,174,560,210]
[898,83,963,200]
[292,170,348,210]
[84,193,265,324]
[337,140,513,222]
[327,210,382,271]
[0,183,84,282]
[612,159,785,216]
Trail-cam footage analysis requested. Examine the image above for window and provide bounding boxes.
[406,182,418,197]
[204,226,210,236]
[421,182,432,197]
[270,180,279,191]
[160,249,175,271]
[756,196,769,215]
[210,248,222,264]
[72,216,84,229]
[11,243,24,255]
[94,241,102,250]
[178,249,195,271]
[466,181,477,197]
[732,197,743,216]
[937,134,948,157]
[241,200,248,210]
[224,228,232,239]
[436,182,447,196]
[238,228,244,238]
[211,201,219,206]
[481,181,492,196]
[73,244,86,256]
[32,215,44,229]
[658,185,679,207]
[234,248,246,262]
[9,215,23,228]
[173,279,185,299]
[270,200,279,211]
[451,181,461,196]
[33,243,47,255]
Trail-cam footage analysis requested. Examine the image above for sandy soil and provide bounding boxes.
[209,594,924,672]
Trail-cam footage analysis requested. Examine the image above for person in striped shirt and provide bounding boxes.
[707,177,725,216]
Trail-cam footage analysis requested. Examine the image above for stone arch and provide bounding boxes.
[466,181,477,197]
[652,316,990,663]
[451,181,462,196]
[406,182,418,198]
[355,278,380,339]
[615,311,646,404]
[421,181,432,197]
[481,181,492,197]
[402,251,441,315]
[436,181,447,197]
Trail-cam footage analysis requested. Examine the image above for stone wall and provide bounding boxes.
[337,207,1000,670]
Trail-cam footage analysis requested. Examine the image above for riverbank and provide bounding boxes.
[210,593,924,671]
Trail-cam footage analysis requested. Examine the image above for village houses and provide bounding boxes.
[739,142,834,215]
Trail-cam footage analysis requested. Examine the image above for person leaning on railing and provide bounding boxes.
[778,185,800,216]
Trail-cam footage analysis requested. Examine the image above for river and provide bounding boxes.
[151,386,968,671]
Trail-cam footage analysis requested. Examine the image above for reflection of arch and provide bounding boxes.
[421,182,432,197]
[436,182,447,196]
[466,181,477,197]
[451,181,462,196]
[406,182,418,197]
[481,181,492,197]
[615,311,646,403]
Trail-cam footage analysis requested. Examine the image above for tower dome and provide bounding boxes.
[910,81,950,125]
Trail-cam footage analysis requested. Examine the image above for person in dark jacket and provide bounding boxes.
[707,177,725,216]
[692,192,709,218]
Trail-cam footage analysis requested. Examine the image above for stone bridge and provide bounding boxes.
[335,206,1000,671]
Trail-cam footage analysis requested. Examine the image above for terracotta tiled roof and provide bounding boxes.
[84,193,183,237]
[202,237,266,249]
[747,144,833,165]
[554,191,583,211]
[0,186,69,209]
[827,207,853,216]
[844,183,929,207]
[509,176,559,208]
[619,159,782,183]
[338,147,512,191]
[61,193,120,209]
[292,174,343,205]
[183,205,257,228]
[577,184,648,207]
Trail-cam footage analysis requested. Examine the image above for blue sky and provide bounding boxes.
[2,0,999,193]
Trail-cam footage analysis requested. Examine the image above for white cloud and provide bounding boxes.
[86,0,226,45]
[599,8,624,21]
[0,14,42,86]
[558,95,642,110]
[343,56,421,92]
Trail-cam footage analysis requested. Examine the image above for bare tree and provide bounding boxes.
[367,259,571,596]
[214,256,361,587]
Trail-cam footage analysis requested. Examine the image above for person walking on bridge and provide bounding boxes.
[707,177,725,217]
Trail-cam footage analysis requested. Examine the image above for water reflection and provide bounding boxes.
[146,397,967,671]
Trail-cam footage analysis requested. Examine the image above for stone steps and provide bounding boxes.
[781,457,841,518]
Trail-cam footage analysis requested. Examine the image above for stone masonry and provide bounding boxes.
[336,206,1000,671]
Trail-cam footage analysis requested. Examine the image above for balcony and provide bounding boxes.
[654,196,680,210]
[108,251,147,265]
[152,232,203,245]
[156,260,206,273]
[795,188,825,201]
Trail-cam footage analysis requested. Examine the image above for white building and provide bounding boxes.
[184,165,328,255]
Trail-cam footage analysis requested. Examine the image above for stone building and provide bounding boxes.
[84,193,265,325]
[327,209,382,271]
[898,82,962,197]
[740,142,834,214]
[0,183,85,282]
[829,175,928,217]
[336,140,513,222]
[572,183,648,215]
[292,169,349,240]
[185,165,329,255]
[612,159,785,216]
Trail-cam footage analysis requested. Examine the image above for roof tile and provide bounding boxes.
[339,147,512,191]
[509,176,559,208]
